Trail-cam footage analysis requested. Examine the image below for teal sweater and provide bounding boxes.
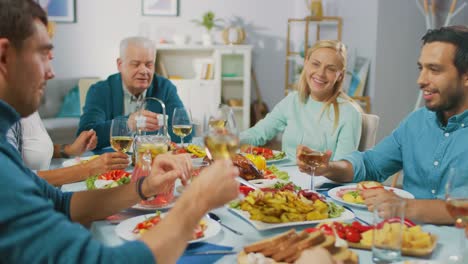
[78,73,190,149]
[0,100,154,263]
[240,92,362,160]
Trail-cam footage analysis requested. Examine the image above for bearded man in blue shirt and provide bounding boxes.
[0,1,240,262]
[298,25,468,224]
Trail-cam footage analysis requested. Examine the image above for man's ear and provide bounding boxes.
[116,58,122,72]
[0,39,10,76]
[463,72,468,88]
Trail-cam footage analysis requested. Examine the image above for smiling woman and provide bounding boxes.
[240,40,363,161]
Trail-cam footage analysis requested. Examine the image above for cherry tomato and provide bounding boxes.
[239,185,254,196]
[304,227,318,233]
[344,226,362,243]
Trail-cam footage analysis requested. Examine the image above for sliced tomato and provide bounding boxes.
[239,185,254,196]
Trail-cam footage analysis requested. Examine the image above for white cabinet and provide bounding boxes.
[155,44,252,132]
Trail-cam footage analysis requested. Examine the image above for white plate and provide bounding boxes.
[62,155,99,167]
[248,179,289,189]
[266,150,288,164]
[131,197,177,211]
[328,184,415,209]
[115,213,221,243]
[228,205,354,231]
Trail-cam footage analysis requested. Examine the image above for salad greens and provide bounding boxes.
[266,165,290,181]
[327,201,345,218]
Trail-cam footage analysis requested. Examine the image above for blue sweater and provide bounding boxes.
[78,73,191,149]
[0,100,154,263]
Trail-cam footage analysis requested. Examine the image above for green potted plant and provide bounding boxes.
[192,11,223,45]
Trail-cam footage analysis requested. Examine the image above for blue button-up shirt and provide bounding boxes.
[343,107,468,199]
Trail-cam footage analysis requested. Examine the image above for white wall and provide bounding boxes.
[51,0,297,109]
[373,0,468,141]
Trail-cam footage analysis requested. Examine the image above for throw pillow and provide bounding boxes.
[56,85,80,118]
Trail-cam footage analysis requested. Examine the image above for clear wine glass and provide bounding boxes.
[297,129,328,192]
[204,105,239,160]
[110,116,133,153]
[445,168,468,263]
[172,107,193,147]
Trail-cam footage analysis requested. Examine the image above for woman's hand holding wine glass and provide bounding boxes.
[296,130,330,191]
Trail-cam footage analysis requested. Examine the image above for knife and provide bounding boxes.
[184,250,237,256]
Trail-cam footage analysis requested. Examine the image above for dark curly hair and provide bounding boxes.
[0,0,48,50]
[422,25,468,75]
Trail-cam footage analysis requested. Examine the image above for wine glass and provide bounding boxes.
[172,107,193,147]
[204,105,239,160]
[110,116,134,153]
[445,168,468,263]
[297,129,328,191]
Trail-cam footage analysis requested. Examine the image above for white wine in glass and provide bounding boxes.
[297,130,328,191]
[172,107,192,146]
[445,168,468,263]
[204,105,239,160]
[204,132,239,160]
[110,116,133,153]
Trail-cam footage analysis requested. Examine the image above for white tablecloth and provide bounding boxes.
[60,163,459,263]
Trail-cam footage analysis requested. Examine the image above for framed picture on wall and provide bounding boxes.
[36,0,76,22]
[142,0,179,16]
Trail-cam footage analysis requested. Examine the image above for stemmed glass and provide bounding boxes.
[110,116,134,153]
[297,129,328,191]
[204,105,239,160]
[445,168,468,263]
[172,107,193,147]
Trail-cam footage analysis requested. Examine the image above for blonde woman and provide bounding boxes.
[240,40,362,160]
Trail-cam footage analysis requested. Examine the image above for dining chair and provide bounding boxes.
[358,113,380,151]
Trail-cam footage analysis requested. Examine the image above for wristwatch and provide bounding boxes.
[60,144,70,158]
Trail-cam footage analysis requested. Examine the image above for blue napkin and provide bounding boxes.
[177,242,233,264]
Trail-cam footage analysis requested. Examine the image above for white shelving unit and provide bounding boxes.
[155,44,252,132]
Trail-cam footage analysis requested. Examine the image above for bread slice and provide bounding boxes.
[271,230,325,262]
[238,230,359,264]
[356,181,383,191]
[261,231,309,257]
[244,229,296,253]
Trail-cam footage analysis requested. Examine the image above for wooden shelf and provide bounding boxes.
[222,77,244,81]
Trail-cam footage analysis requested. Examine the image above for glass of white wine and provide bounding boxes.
[172,107,193,147]
[204,105,239,160]
[445,168,468,263]
[297,129,328,191]
[110,116,134,153]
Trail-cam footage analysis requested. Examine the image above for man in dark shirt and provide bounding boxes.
[0,1,239,263]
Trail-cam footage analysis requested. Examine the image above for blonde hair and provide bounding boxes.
[297,40,361,132]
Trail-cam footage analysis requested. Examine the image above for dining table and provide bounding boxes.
[55,154,460,264]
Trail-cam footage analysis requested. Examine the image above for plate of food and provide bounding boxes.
[170,142,206,159]
[237,229,359,264]
[115,212,221,243]
[85,170,132,190]
[328,181,415,209]
[323,220,438,257]
[228,189,353,231]
[240,146,287,164]
[62,155,100,167]
[131,196,178,211]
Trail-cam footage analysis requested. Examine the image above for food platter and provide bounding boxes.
[228,206,354,231]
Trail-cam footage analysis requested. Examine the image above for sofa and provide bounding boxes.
[38,78,86,145]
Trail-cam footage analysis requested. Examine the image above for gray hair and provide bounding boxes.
[119,36,155,58]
